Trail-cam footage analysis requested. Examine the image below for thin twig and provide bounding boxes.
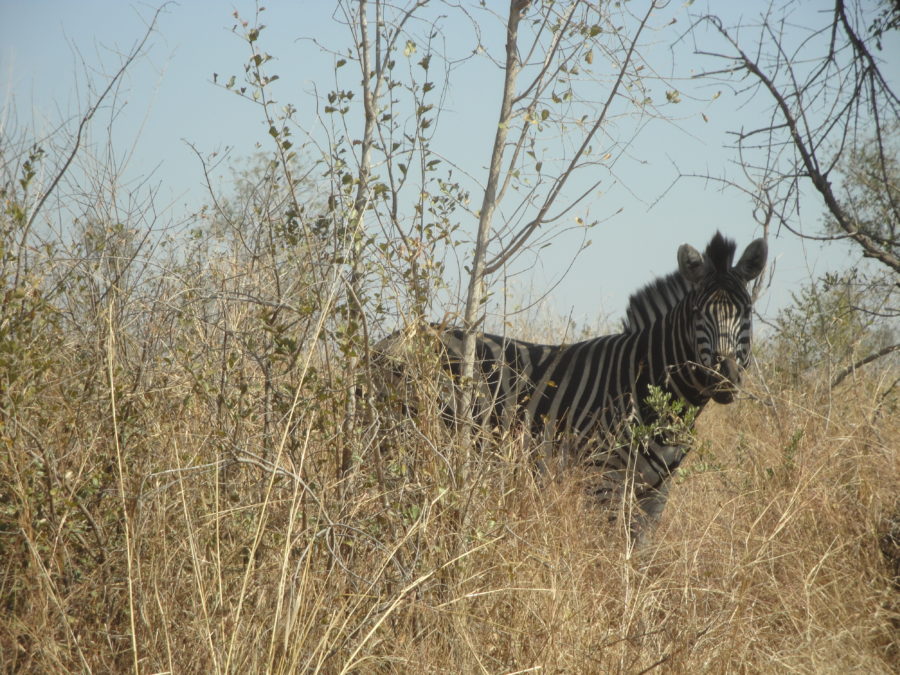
[16,4,169,290]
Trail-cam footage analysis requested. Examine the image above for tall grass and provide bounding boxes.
[1,201,897,673]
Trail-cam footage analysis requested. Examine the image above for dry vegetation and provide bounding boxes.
[1,218,898,673]
[5,0,899,669]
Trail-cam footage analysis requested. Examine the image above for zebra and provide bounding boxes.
[372,232,767,547]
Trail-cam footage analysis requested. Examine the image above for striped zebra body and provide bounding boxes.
[374,232,767,546]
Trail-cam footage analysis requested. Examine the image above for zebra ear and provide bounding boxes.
[677,243,705,285]
[733,238,767,282]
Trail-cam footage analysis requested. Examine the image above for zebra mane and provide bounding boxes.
[621,232,739,332]
[705,231,737,275]
[622,271,691,333]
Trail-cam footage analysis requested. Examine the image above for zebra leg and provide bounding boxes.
[630,477,671,550]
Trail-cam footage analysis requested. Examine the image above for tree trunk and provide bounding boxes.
[457,1,528,453]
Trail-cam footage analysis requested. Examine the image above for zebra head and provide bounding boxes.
[677,232,768,404]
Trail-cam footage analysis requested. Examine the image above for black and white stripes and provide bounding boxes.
[375,232,767,545]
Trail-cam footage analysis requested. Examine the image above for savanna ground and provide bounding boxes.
[1,219,897,673]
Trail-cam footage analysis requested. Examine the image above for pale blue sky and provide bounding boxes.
[2,1,897,329]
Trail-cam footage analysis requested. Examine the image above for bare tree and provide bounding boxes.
[691,0,899,274]
[683,0,899,384]
[295,0,676,459]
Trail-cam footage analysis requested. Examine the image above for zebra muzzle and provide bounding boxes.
[710,356,741,403]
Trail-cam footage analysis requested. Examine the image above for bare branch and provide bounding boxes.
[701,11,900,274]
[16,4,168,288]
[832,343,900,388]
[485,0,659,275]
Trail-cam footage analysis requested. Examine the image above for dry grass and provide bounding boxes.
[2,279,898,675]
[0,197,896,672]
